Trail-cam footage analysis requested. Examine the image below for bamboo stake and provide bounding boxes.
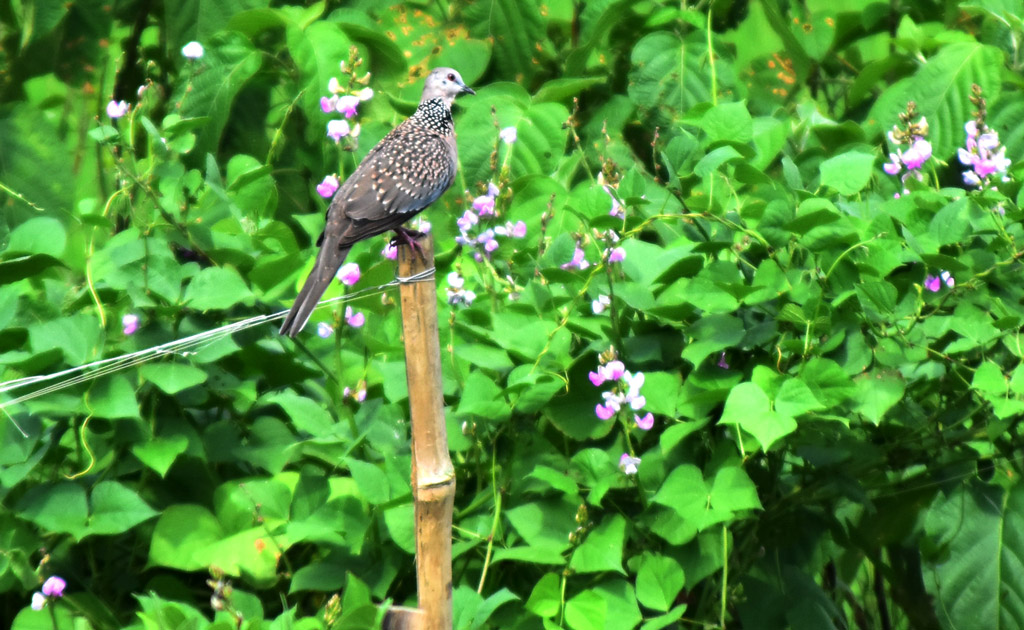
[390,234,455,630]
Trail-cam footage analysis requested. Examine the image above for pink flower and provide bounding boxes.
[589,371,606,386]
[336,95,360,118]
[327,119,350,142]
[472,195,495,215]
[122,314,139,336]
[901,138,932,170]
[106,100,129,119]
[336,262,360,285]
[883,154,901,176]
[619,453,641,475]
[601,360,626,381]
[635,412,654,430]
[457,210,479,232]
[320,96,338,113]
[41,576,65,598]
[595,403,617,420]
[510,220,527,238]
[382,242,398,259]
[316,174,339,198]
[484,238,499,253]
[561,246,589,270]
[717,352,729,369]
[487,182,500,197]
[925,270,954,292]
[604,186,624,219]
[317,322,333,338]
[345,306,365,328]
[607,247,626,263]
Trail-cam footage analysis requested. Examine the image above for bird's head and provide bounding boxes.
[421,67,475,105]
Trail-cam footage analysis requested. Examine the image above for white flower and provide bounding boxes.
[499,126,517,143]
[181,41,204,59]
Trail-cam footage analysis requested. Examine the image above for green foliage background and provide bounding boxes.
[3,0,1024,628]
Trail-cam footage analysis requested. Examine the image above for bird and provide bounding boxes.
[279,67,475,337]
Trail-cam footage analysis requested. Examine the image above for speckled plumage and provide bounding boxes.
[280,68,474,337]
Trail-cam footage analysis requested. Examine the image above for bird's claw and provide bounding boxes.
[391,227,427,262]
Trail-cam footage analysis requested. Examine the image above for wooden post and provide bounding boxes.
[389,234,455,630]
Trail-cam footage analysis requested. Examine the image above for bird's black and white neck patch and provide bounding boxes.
[412,98,454,135]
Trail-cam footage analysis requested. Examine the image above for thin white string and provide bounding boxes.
[0,268,436,412]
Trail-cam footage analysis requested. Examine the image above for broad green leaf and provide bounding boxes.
[88,481,158,536]
[710,466,762,513]
[565,590,607,630]
[819,151,875,195]
[853,370,906,425]
[87,374,141,420]
[6,217,67,258]
[925,482,1024,629]
[149,505,225,571]
[525,573,562,619]
[720,382,796,451]
[183,265,254,310]
[569,515,627,574]
[16,481,88,538]
[701,101,753,145]
[140,362,208,395]
[636,553,685,612]
[132,435,190,478]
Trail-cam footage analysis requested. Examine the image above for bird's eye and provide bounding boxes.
[447,73,456,81]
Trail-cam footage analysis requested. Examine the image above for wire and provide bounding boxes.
[0,271,434,413]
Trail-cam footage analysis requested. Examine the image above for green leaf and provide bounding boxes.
[774,378,824,418]
[87,374,141,420]
[346,458,390,505]
[629,31,713,125]
[183,265,254,310]
[5,217,67,258]
[564,590,607,630]
[132,435,190,478]
[925,482,1024,629]
[176,31,262,160]
[720,382,797,451]
[709,466,762,512]
[682,314,746,367]
[800,358,856,408]
[701,101,753,144]
[149,505,225,571]
[853,370,906,425]
[16,481,88,538]
[819,151,875,195]
[88,481,158,536]
[140,363,208,395]
[463,0,546,83]
[569,514,627,574]
[636,553,685,612]
[263,391,335,437]
[525,573,562,619]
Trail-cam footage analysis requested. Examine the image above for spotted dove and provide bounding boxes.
[279,67,474,337]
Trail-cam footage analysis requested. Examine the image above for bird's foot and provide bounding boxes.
[391,227,427,262]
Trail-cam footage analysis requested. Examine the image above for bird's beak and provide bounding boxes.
[460,83,476,96]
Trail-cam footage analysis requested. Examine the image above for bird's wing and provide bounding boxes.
[336,128,456,228]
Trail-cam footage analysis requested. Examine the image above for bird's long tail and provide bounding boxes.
[279,243,353,337]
